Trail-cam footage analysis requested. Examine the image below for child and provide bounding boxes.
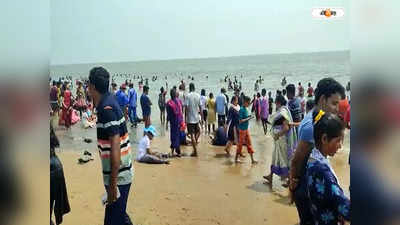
[306,110,350,224]
[236,96,257,164]
[136,126,170,164]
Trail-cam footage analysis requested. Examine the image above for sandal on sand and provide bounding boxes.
[263,175,272,184]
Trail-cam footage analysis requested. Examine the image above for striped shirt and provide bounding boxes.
[96,92,132,186]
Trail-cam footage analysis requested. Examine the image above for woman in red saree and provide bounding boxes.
[60,84,73,129]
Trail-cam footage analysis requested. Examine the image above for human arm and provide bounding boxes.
[273,119,290,140]
[108,134,121,203]
[289,141,312,192]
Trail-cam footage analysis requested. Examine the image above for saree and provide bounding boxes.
[167,98,183,149]
[269,106,298,177]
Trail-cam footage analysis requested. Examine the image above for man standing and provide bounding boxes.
[286,84,302,124]
[215,88,227,125]
[185,83,201,157]
[87,67,133,225]
[128,83,138,127]
[307,82,314,99]
[297,82,304,97]
[289,78,345,225]
[115,84,129,121]
[140,85,152,128]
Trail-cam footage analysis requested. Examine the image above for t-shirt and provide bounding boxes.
[298,109,314,144]
[200,95,207,111]
[140,94,151,116]
[215,94,227,115]
[128,88,137,108]
[288,97,302,122]
[238,106,250,130]
[137,135,150,160]
[96,92,132,186]
[185,92,201,124]
[115,90,129,109]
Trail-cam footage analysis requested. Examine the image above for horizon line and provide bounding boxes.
[51,49,349,67]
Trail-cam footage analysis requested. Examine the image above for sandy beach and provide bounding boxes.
[53,115,350,225]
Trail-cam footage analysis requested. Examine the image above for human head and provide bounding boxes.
[282,89,286,96]
[120,84,127,91]
[144,125,157,140]
[52,80,56,86]
[268,91,272,97]
[221,88,225,94]
[314,78,345,115]
[313,110,344,156]
[170,88,176,99]
[231,95,238,105]
[308,82,311,87]
[201,89,206,96]
[129,83,133,88]
[306,99,315,113]
[262,88,266,96]
[209,92,214,99]
[143,85,149,94]
[88,67,110,96]
[275,95,287,109]
[286,84,296,99]
[298,82,301,86]
[243,96,251,107]
[160,87,164,93]
[257,92,261,98]
[189,83,195,92]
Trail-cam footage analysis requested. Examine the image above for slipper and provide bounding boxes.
[83,138,92,143]
[84,150,92,156]
[78,155,91,164]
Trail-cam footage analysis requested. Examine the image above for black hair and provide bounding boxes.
[243,95,251,103]
[314,78,345,104]
[50,123,59,150]
[313,110,344,148]
[257,92,261,98]
[201,89,206,96]
[160,87,164,93]
[143,85,149,93]
[89,67,110,94]
[231,95,238,104]
[52,80,56,86]
[286,84,296,96]
[298,82,301,85]
[282,89,287,95]
[277,90,282,96]
[308,82,311,87]
[275,94,287,106]
[170,88,176,99]
[306,99,315,111]
[261,88,267,96]
[129,83,133,88]
[209,92,214,98]
[189,83,195,92]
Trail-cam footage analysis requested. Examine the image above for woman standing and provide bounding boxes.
[59,84,73,129]
[263,95,297,187]
[224,95,240,156]
[166,88,183,157]
[75,81,86,118]
[206,93,216,134]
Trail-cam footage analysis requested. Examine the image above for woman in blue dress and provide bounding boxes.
[306,110,350,225]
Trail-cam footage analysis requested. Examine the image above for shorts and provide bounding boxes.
[50,103,59,111]
[187,123,200,135]
[202,110,208,121]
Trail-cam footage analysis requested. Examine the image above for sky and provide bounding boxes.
[51,0,349,65]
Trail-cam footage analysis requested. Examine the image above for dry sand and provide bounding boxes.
[53,118,350,225]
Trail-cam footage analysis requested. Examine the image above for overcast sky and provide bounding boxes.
[51,0,349,65]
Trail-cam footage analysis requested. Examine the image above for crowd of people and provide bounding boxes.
[50,66,352,225]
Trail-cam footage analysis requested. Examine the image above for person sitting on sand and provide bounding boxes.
[137,126,170,164]
[209,121,228,146]
[81,106,96,129]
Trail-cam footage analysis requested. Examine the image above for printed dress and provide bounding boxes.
[306,148,350,225]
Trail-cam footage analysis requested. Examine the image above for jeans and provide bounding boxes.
[128,106,137,124]
[104,183,133,225]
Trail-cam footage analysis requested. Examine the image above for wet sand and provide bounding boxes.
[53,116,350,225]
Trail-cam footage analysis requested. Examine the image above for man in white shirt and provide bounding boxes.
[137,126,169,164]
[185,83,201,157]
